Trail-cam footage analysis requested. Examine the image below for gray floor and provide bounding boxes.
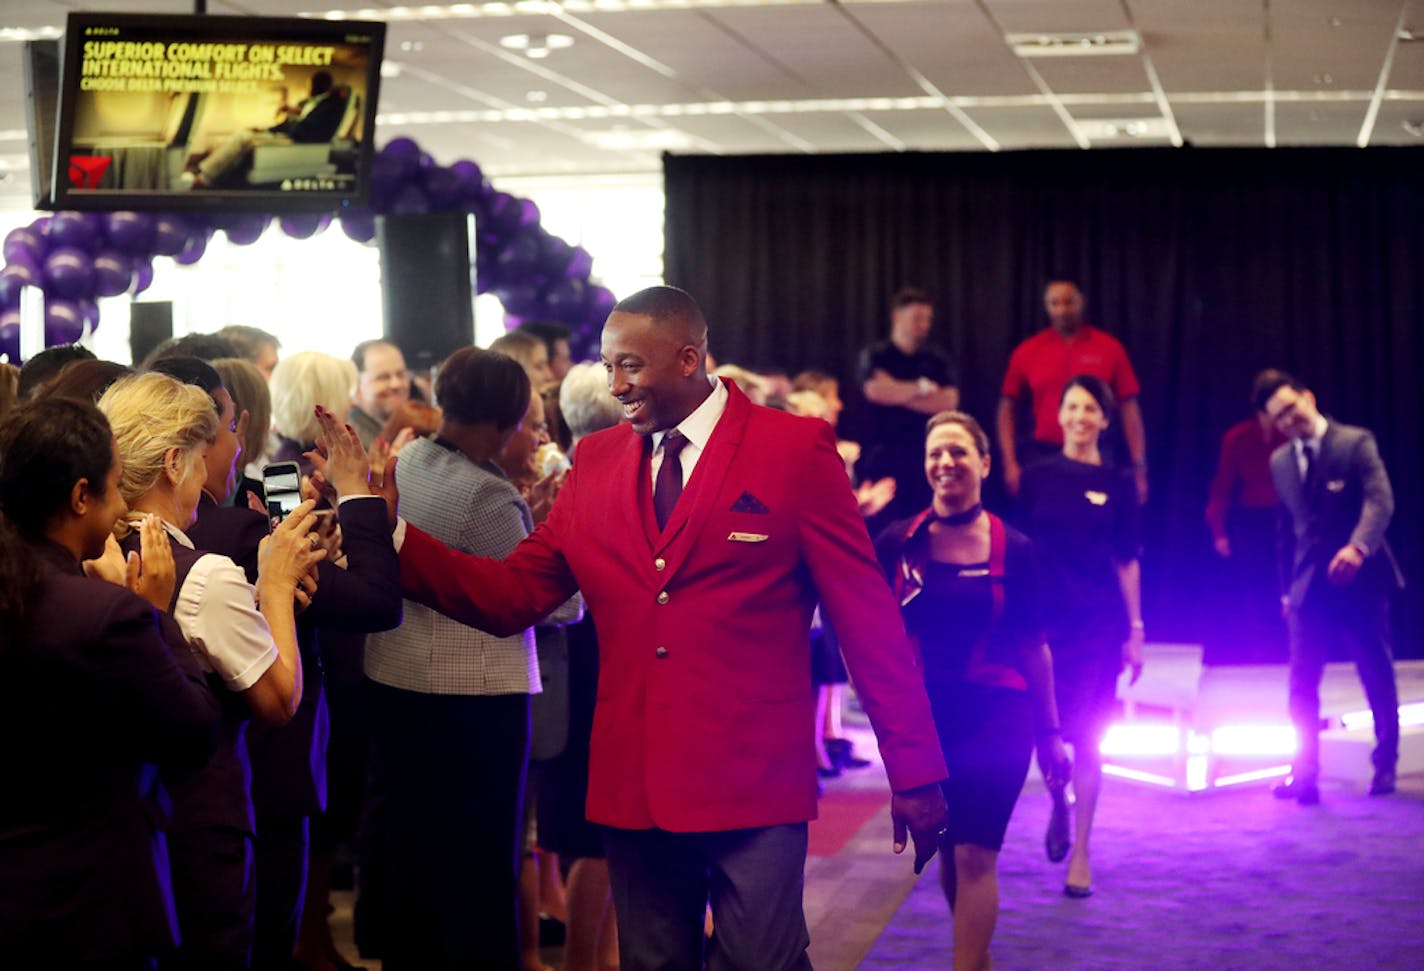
[861,772,1424,970]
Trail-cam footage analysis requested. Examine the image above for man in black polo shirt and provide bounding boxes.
[857,286,959,525]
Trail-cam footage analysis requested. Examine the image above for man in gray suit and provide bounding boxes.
[1259,372,1403,804]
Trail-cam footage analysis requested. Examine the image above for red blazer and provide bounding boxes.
[399,380,946,831]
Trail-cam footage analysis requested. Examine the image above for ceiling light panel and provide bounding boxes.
[1006,31,1141,58]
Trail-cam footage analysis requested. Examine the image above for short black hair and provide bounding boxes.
[311,70,334,95]
[435,347,531,431]
[17,344,97,401]
[0,397,114,539]
[148,356,225,415]
[613,286,707,343]
[1060,373,1116,420]
[891,287,933,312]
[1251,369,1300,413]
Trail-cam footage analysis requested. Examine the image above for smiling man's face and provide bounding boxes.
[600,311,703,436]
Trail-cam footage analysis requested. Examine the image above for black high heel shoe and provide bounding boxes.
[1045,784,1072,863]
[825,737,871,770]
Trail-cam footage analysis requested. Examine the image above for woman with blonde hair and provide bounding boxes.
[268,351,357,473]
[99,370,324,969]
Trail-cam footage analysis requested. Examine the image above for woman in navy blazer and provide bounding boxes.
[0,397,220,968]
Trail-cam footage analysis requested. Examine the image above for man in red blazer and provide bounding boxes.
[390,286,947,970]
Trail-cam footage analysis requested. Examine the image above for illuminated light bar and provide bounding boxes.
[300,0,831,19]
[1213,765,1292,788]
[1209,725,1297,757]
[0,25,63,43]
[1102,764,1177,787]
[1098,723,1180,757]
[1340,701,1424,731]
[1185,754,1209,792]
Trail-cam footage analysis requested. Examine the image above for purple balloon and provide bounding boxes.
[585,284,617,323]
[495,231,542,281]
[339,210,376,244]
[545,277,588,323]
[564,246,593,280]
[538,233,573,276]
[93,249,133,298]
[102,212,158,255]
[224,214,269,246]
[503,313,525,330]
[131,260,154,296]
[3,227,46,266]
[480,192,523,241]
[79,297,100,332]
[279,214,331,239]
[1,263,38,311]
[43,246,97,300]
[31,216,52,237]
[389,183,431,216]
[0,313,19,363]
[367,154,405,211]
[381,137,423,181]
[47,211,102,252]
[174,232,208,266]
[152,215,192,257]
[494,282,540,317]
[418,151,435,170]
[452,160,487,203]
[45,297,87,344]
[423,166,461,209]
[516,198,541,230]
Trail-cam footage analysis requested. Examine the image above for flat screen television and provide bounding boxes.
[49,12,385,213]
[23,39,61,210]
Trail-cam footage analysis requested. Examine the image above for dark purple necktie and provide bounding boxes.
[654,430,689,530]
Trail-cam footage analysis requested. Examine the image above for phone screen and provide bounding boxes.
[263,464,302,527]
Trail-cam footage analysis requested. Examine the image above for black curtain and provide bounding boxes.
[663,147,1424,659]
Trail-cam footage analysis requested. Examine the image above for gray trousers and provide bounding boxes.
[603,823,814,971]
[1287,587,1399,782]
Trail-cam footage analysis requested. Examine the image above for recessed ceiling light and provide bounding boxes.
[526,90,548,103]
[1007,31,1141,58]
[380,61,404,79]
[499,32,574,58]
[400,40,425,52]
[1078,117,1173,140]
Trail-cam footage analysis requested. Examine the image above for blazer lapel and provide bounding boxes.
[653,380,749,563]
[611,428,658,562]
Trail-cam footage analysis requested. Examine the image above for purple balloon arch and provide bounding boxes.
[0,136,616,363]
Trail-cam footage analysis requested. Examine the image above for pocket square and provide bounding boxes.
[730,491,770,514]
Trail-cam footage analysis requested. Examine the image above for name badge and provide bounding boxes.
[959,568,990,578]
[1085,490,1109,506]
[728,531,770,543]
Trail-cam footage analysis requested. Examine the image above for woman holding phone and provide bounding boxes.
[99,371,325,969]
[876,411,1069,971]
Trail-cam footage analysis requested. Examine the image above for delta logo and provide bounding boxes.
[68,155,112,189]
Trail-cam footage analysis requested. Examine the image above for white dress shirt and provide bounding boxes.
[1293,414,1329,481]
[649,376,729,491]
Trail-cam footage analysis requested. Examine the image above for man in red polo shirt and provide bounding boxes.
[996,280,1148,501]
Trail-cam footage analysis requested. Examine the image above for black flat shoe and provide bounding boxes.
[1063,883,1093,899]
[1272,777,1320,805]
[1045,786,1071,863]
[1368,770,1396,796]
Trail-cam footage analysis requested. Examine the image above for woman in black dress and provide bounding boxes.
[877,411,1069,971]
[1019,375,1144,898]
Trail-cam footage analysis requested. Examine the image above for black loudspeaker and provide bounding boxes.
[377,212,475,372]
[129,301,173,366]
